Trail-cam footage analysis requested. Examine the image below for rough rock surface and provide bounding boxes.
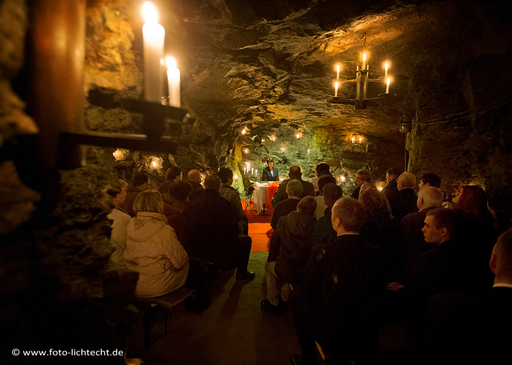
[82,0,512,224]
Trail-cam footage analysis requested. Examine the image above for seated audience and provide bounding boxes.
[424,230,512,365]
[159,166,182,194]
[312,183,343,247]
[387,208,494,322]
[107,179,131,268]
[382,168,400,199]
[186,169,204,204]
[388,172,418,222]
[218,167,248,234]
[418,173,441,190]
[350,169,372,200]
[262,196,317,315]
[124,190,189,298]
[120,173,149,217]
[262,159,279,182]
[272,166,315,207]
[271,179,303,230]
[163,181,193,248]
[314,174,337,219]
[189,175,255,282]
[400,186,444,278]
[291,197,389,365]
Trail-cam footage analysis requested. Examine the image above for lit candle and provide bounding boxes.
[246,162,251,171]
[272,136,276,141]
[307,149,310,154]
[334,81,339,97]
[281,147,285,152]
[359,137,362,144]
[166,56,180,107]
[255,169,258,175]
[296,133,300,139]
[152,161,157,168]
[142,2,165,102]
[251,168,254,175]
[362,53,367,71]
[336,64,340,79]
[386,77,391,94]
[113,149,123,160]
[384,62,389,78]
[351,135,356,144]
[261,138,265,143]
[242,129,246,135]
[341,176,346,182]
[244,148,249,154]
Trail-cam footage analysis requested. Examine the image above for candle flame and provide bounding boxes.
[281,147,285,152]
[296,133,300,139]
[387,77,391,85]
[166,56,177,69]
[143,2,158,24]
[363,53,367,62]
[335,81,339,90]
[384,62,389,71]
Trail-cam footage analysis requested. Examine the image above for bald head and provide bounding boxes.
[398,172,416,190]
[490,230,512,284]
[188,169,202,183]
[417,186,444,210]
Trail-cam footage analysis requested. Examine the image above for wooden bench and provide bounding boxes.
[139,286,196,348]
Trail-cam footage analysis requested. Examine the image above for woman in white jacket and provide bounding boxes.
[124,190,189,298]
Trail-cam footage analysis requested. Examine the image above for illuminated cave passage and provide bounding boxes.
[1,0,512,364]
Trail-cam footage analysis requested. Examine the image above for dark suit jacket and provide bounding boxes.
[388,188,418,222]
[425,287,512,365]
[400,207,438,277]
[189,189,239,269]
[382,179,398,199]
[271,197,300,229]
[296,234,390,355]
[188,181,204,204]
[262,166,279,181]
[272,178,315,207]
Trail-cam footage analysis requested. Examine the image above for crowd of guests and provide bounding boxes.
[263,165,510,365]
[106,162,510,364]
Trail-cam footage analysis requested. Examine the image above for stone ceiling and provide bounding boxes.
[83,0,512,194]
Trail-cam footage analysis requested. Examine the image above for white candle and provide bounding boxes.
[334,81,339,97]
[255,169,258,175]
[244,167,246,173]
[336,64,340,79]
[384,62,389,78]
[251,168,254,175]
[386,77,391,94]
[359,137,362,144]
[166,56,181,107]
[142,2,165,102]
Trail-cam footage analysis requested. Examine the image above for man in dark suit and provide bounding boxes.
[424,230,512,365]
[290,197,389,365]
[400,186,444,277]
[388,172,418,222]
[189,175,255,283]
[272,166,314,207]
[382,167,400,199]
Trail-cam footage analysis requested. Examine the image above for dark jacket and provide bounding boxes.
[388,188,418,222]
[188,181,204,204]
[268,211,316,286]
[382,179,398,199]
[271,197,300,229]
[189,189,239,269]
[163,197,193,248]
[119,186,144,217]
[312,210,336,247]
[272,178,315,207]
[262,166,279,181]
[295,234,389,357]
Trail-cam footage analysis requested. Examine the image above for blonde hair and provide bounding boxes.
[133,190,164,214]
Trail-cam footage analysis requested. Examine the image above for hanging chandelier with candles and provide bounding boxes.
[329,51,394,110]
